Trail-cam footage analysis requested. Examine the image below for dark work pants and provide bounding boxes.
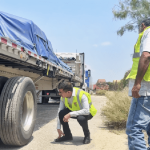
[59,108,93,137]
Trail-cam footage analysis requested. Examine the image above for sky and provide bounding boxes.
[0,0,138,83]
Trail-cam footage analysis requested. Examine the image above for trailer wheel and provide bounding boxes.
[0,77,37,146]
[0,76,8,95]
[0,76,8,141]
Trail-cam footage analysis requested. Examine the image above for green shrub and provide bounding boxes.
[106,69,130,91]
[96,90,107,95]
[102,88,132,129]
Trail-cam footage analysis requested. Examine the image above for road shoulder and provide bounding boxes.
[21,96,128,150]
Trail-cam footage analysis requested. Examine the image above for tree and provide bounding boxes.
[106,69,131,91]
[113,0,150,36]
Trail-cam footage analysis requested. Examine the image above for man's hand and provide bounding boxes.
[57,129,65,139]
[132,83,141,98]
[63,113,71,122]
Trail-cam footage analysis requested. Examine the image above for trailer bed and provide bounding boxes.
[0,36,82,83]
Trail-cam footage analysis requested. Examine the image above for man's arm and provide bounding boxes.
[132,51,150,98]
[56,99,65,138]
[57,100,65,129]
[69,94,90,117]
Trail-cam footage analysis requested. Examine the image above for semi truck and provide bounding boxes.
[0,12,83,146]
[37,52,85,103]
[38,56,94,104]
[56,53,93,93]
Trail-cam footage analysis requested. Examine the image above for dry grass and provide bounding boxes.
[96,90,107,96]
[102,88,132,129]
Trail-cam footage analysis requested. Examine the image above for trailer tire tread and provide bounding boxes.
[0,77,36,146]
[0,77,16,145]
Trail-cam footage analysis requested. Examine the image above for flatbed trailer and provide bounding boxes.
[0,36,82,146]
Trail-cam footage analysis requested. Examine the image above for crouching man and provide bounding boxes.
[55,82,97,144]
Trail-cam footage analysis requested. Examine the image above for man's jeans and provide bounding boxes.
[126,96,150,150]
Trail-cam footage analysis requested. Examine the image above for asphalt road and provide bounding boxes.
[0,103,59,149]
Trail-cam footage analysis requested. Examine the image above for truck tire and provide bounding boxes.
[0,77,37,146]
[0,76,8,141]
[0,76,8,95]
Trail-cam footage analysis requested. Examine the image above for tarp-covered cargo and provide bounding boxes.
[0,11,71,72]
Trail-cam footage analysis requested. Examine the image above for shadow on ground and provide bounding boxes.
[51,136,92,146]
[34,103,59,131]
[0,103,59,149]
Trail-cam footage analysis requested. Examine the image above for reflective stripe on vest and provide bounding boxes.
[133,52,140,58]
[77,89,92,109]
[77,89,83,109]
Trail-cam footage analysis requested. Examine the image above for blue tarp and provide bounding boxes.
[0,11,72,72]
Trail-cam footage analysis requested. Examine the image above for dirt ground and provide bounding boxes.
[17,95,128,150]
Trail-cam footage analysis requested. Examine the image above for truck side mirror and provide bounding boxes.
[88,69,91,77]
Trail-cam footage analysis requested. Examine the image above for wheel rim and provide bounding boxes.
[22,91,34,131]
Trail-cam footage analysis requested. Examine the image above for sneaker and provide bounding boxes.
[83,134,91,144]
[55,135,73,142]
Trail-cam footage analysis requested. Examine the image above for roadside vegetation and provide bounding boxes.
[102,88,131,129]
[107,69,131,91]
[96,90,107,96]
[96,70,132,129]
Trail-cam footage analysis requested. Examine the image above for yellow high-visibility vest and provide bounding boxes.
[61,87,97,116]
[126,26,150,81]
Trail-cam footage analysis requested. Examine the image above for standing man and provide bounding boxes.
[126,18,150,150]
[55,82,97,144]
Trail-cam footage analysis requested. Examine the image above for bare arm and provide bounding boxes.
[132,51,150,98]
